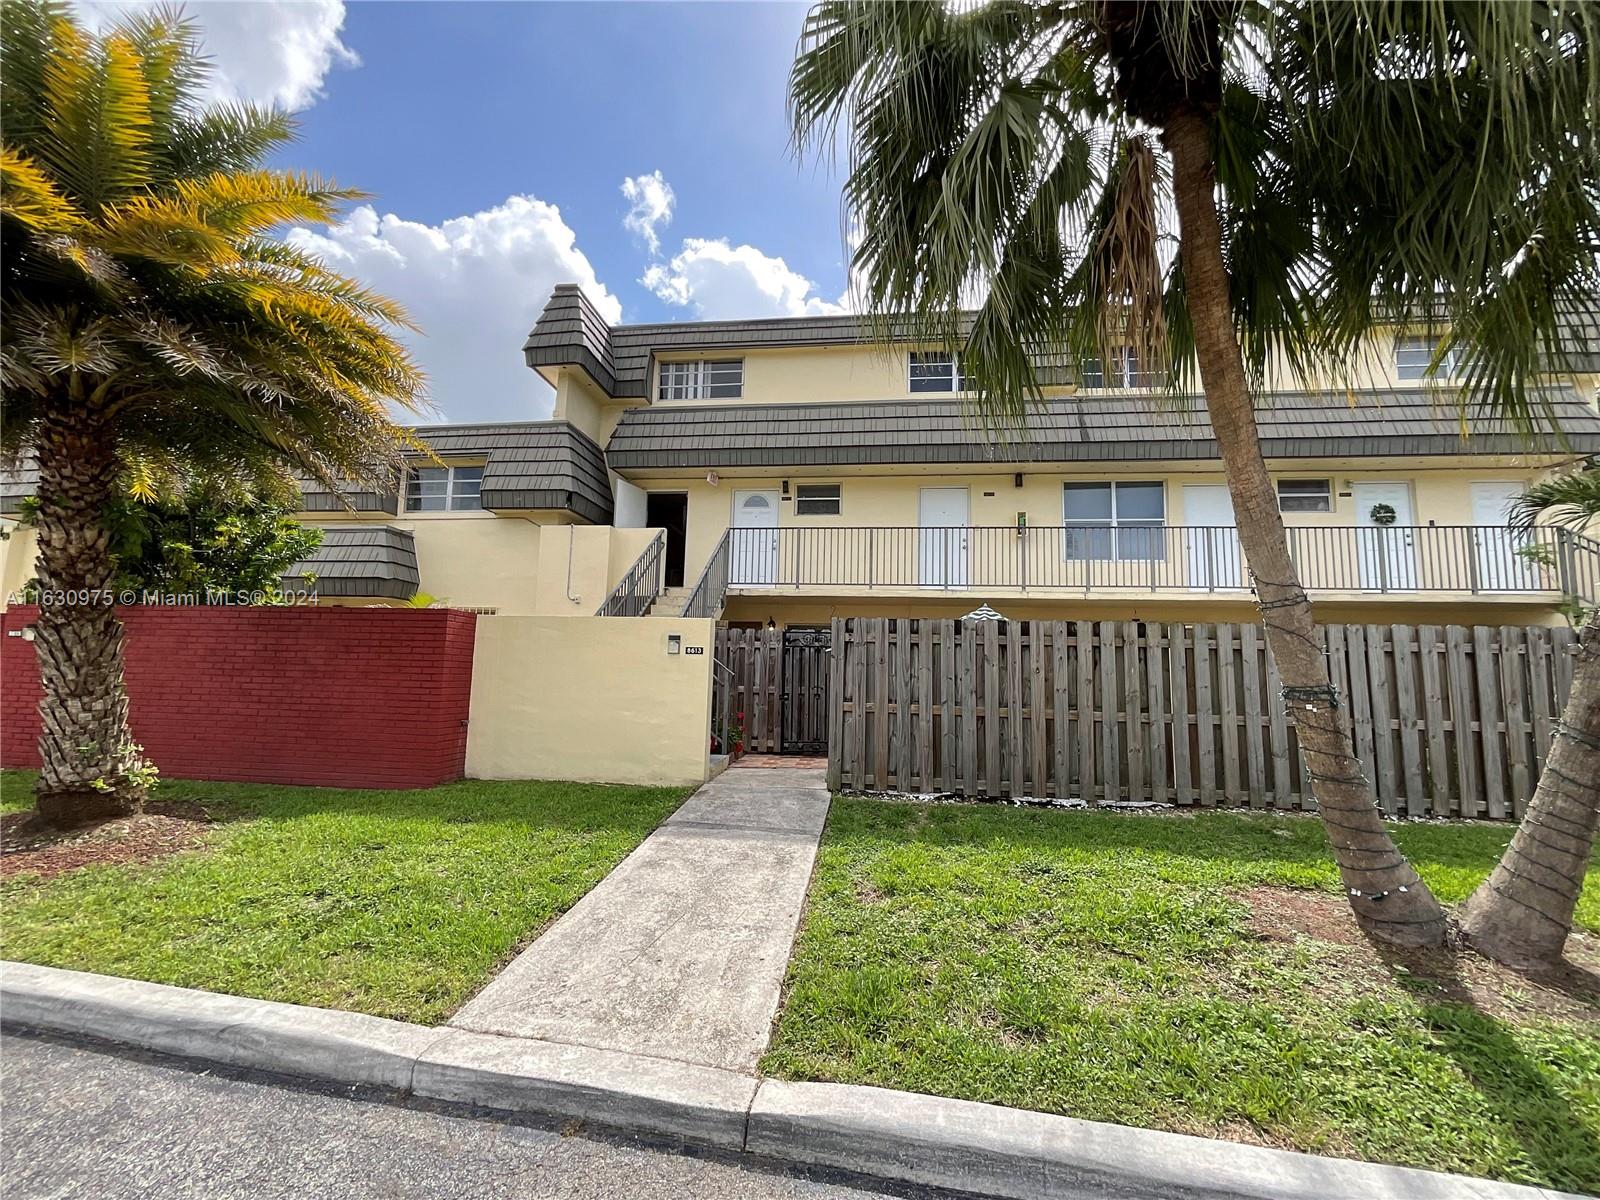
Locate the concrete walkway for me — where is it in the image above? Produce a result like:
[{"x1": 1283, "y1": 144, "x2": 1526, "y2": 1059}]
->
[{"x1": 449, "y1": 764, "x2": 830, "y2": 1073}]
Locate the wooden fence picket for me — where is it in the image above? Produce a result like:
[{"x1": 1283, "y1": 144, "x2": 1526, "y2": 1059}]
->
[
  {"x1": 1474, "y1": 624, "x2": 1507, "y2": 819},
  {"x1": 1417, "y1": 625, "x2": 1451, "y2": 814},
  {"x1": 1193, "y1": 624, "x2": 1216, "y2": 805},
  {"x1": 1170, "y1": 623, "x2": 1192, "y2": 804}
]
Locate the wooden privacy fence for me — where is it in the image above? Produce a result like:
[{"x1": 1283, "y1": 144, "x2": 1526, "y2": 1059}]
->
[{"x1": 828, "y1": 617, "x2": 1577, "y2": 819}]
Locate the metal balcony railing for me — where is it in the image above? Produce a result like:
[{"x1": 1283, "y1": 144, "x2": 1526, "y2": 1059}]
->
[{"x1": 713, "y1": 524, "x2": 1600, "y2": 602}]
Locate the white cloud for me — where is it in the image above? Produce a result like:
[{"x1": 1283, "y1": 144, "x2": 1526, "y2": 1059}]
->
[
  {"x1": 621, "y1": 171, "x2": 676, "y2": 256},
  {"x1": 287, "y1": 196, "x2": 623, "y2": 422},
  {"x1": 75, "y1": 0, "x2": 358, "y2": 110},
  {"x1": 642, "y1": 237, "x2": 849, "y2": 320}
]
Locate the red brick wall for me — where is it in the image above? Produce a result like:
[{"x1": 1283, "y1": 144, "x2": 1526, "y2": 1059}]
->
[{"x1": 1, "y1": 606, "x2": 477, "y2": 789}]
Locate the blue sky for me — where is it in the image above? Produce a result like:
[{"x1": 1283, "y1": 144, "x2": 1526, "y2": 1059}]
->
[{"x1": 88, "y1": 1, "x2": 853, "y2": 421}]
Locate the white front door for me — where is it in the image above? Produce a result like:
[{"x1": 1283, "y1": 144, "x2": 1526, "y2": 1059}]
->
[
  {"x1": 918, "y1": 488, "x2": 969, "y2": 587},
  {"x1": 1470, "y1": 481, "x2": 1536, "y2": 591},
  {"x1": 1353, "y1": 482, "x2": 1417, "y2": 590},
  {"x1": 731, "y1": 489, "x2": 779, "y2": 586},
  {"x1": 1182, "y1": 485, "x2": 1244, "y2": 590}
]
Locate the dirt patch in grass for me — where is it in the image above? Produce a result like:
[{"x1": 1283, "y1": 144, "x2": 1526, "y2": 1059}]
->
[
  {"x1": 1, "y1": 801, "x2": 214, "y2": 882},
  {"x1": 1240, "y1": 884, "x2": 1600, "y2": 1026}
]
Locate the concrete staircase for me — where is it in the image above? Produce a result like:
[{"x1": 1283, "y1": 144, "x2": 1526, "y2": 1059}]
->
[{"x1": 648, "y1": 586, "x2": 692, "y2": 617}]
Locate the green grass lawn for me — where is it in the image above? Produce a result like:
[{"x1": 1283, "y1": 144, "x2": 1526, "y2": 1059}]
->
[
  {"x1": 0, "y1": 770, "x2": 686, "y2": 1023},
  {"x1": 763, "y1": 798, "x2": 1600, "y2": 1192}
]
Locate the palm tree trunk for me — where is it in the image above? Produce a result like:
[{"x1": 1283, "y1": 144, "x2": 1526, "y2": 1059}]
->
[
  {"x1": 1163, "y1": 107, "x2": 1448, "y2": 948},
  {"x1": 30, "y1": 403, "x2": 145, "y2": 827},
  {"x1": 1459, "y1": 609, "x2": 1600, "y2": 967}
]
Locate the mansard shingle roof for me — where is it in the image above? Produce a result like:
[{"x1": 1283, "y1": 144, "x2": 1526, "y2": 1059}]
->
[
  {"x1": 284, "y1": 525, "x2": 419, "y2": 599},
  {"x1": 606, "y1": 387, "x2": 1600, "y2": 470}
]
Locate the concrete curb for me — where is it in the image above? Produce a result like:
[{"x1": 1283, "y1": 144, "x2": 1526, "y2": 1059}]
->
[
  {"x1": 1, "y1": 962, "x2": 1584, "y2": 1200},
  {"x1": 0, "y1": 963, "x2": 754, "y2": 1150},
  {"x1": 746, "y1": 1079, "x2": 1580, "y2": 1200},
  {"x1": 412, "y1": 1029, "x2": 756, "y2": 1147},
  {"x1": 0, "y1": 961, "x2": 437, "y2": 1092}
]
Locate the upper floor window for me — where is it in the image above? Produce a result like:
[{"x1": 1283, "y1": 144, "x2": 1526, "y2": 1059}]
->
[
  {"x1": 658, "y1": 359, "x2": 743, "y2": 401},
  {"x1": 406, "y1": 464, "x2": 482, "y2": 512},
  {"x1": 1277, "y1": 478, "x2": 1332, "y2": 513},
  {"x1": 1081, "y1": 346, "x2": 1154, "y2": 389},
  {"x1": 908, "y1": 351, "x2": 969, "y2": 393},
  {"x1": 1063, "y1": 481, "x2": 1165, "y2": 560},
  {"x1": 1394, "y1": 335, "x2": 1467, "y2": 381},
  {"x1": 794, "y1": 484, "x2": 842, "y2": 516}
]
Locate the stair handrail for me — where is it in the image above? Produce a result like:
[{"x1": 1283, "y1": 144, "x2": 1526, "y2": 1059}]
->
[
  {"x1": 1554, "y1": 526, "x2": 1600, "y2": 607},
  {"x1": 595, "y1": 530, "x2": 666, "y2": 617},
  {"x1": 682, "y1": 530, "x2": 731, "y2": 619}
]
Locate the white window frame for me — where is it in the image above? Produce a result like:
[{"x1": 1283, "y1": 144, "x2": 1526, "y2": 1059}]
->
[
  {"x1": 794, "y1": 483, "x2": 842, "y2": 516},
  {"x1": 1394, "y1": 334, "x2": 1466, "y2": 381},
  {"x1": 1277, "y1": 478, "x2": 1332, "y2": 513},
  {"x1": 405, "y1": 463, "x2": 483, "y2": 513},
  {"x1": 908, "y1": 351, "x2": 970, "y2": 393},
  {"x1": 657, "y1": 358, "x2": 743, "y2": 401},
  {"x1": 1082, "y1": 346, "x2": 1152, "y2": 390},
  {"x1": 1062, "y1": 481, "x2": 1166, "y2": 561}
]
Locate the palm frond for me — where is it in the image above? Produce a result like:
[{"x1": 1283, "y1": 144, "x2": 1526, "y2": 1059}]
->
[
  {"x1": 173, "y1": 170, "x2": 362, "y2": 235},
  {"x1": 39, "y1": 18, "x2": 156, "y2": 210},
  {"x1": 0, "y1": 144, "x2": 82, "y2": 232},
  {"x1": 1510, "y1": 468, "x2": 1600, "y2": 532},
  {"x1": 165, "y1": 105, "x2": 296, "y2": 177},
  {"x1": 1266, "y1": 0, "x2": 1600, "y2": 430}
]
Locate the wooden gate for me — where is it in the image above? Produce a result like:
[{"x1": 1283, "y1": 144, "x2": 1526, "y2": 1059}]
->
[
  {"x1": 780, "y1": 627, "x2": 831, "y2": 754},
  {"x1": 713, "y1": 625, "x2": 832, "y2": 755},
  {"x1": 828, "y1": 616, "x2": 1576, "y2": 819}
]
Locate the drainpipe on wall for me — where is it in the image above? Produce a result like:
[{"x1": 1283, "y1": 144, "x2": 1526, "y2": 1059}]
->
[{"x1": 566, "y1": 526, "x2": 582, "y2": 605}]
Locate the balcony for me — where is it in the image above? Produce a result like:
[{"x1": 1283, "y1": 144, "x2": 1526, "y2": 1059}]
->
[{"x1": 685, "y1": 524, "x2": 1600, "y2": 616}]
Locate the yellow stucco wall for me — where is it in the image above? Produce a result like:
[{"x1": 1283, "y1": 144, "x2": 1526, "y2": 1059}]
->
[
  {"x1": 0, "y1": 522, "x2": 38, "y2": 609},
  {"x1": 465, "y1": 616, "x2": 715, "y2": 786},
  {"x1": 552, "y1": 367, "x2": 640, "y2": 445},
  {"x1": 599, "y1": 326, "x2": 1598, "y2": 408},
  {"x1": 398, "y1": 516, "x2": 542, "y2": 611},
  {"x1": 2, "y1": 510, "x2": 656, "y2": 616},
  {"x1": 296, "y1": 513, "x2": 659, "y2": 615}
]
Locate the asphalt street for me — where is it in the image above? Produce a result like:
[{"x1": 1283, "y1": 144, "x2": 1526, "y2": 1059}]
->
[{"x1": 0, "y1": 1032, "x2": 937, "y2": 1200}]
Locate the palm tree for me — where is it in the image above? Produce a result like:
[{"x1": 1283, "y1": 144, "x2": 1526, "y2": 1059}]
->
[
  {"x1": 1460, "y1": 466, "x2": 1600, "y2": 967},
  {"x1": 791, "y1": 1, "x2": 1599, "y2": 952},
  {"x1": 1, "y1": 2, "x2": 425, "y2": 826}
]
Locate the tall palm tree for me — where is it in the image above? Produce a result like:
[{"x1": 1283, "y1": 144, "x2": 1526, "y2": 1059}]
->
[
  {"x1": 1461, "y1": 466, "x2": 1600, "y2": 966},
  {"x1": 1, "y1": 2, "x2": 425, "y2": 826},
  {"x1": 791, "y1": 1, "x2": 1599, "y2": 952}
]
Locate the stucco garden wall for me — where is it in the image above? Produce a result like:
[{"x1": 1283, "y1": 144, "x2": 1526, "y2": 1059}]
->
[{"x1": 465, "y1": 616, "x2": 715, "y2": 787}]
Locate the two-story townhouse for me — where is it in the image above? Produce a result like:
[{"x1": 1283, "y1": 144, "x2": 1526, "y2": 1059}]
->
[
  {"x1": 522, "y1": 285, "x2": 1600, "y2": 630},
  {"x1": 2, "y1": 285, "x2": 1596, "y2": 628}
]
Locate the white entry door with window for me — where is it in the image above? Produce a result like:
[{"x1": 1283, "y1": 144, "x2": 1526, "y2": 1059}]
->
[
  {"x1": 918, "y1": 488, "x2": 970, "y2": 587},
  {"x1": 1182, "y1": 485, "x2": 1245, "y2": 590},
  {"x1": 1470, "y1": 481, "x2": 1537, "y2": 592},
  {"x1": 731, "y1": 489, "x2": 779, "y2": 586},
  {"x1": 1353, "y1": 482, "x2": 1417, "y2": 590}
]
